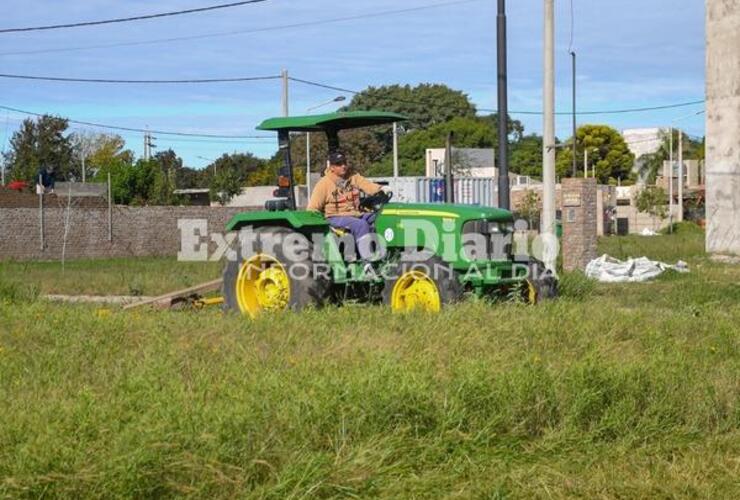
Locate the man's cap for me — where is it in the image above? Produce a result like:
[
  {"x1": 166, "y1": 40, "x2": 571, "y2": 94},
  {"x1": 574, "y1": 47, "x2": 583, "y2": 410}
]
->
[{"x1": 328, "y1": 151, "x2": 347, "y2": 166}]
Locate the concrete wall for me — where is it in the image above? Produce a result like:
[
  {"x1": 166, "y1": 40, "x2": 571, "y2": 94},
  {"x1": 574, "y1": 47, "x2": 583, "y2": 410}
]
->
[
  {"x1": 614, "y1": 185, "x2": 677, "y2": 234},
  {"x1": 0, "y1": 206, "x2": 250, "y2": 261},
  {"x1": 706, "y1": 0, "x2": 740, "y2": 255}
]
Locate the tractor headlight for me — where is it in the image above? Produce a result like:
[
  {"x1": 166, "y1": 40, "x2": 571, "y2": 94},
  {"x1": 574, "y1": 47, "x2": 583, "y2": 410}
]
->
[{"x1": 487, "y1": 222, "x2": 514, "y2": 234}]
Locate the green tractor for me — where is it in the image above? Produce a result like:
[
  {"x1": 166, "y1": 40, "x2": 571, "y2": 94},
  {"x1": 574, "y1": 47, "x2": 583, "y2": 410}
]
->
[{"x1": 222, "y1": 111, "x2": 556, "y2": 318}]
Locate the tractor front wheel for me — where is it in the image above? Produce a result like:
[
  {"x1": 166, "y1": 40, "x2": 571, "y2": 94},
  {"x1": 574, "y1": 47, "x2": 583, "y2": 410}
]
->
[{"x1": 382, "y1": 253, "x2": 463, "y2": 313}]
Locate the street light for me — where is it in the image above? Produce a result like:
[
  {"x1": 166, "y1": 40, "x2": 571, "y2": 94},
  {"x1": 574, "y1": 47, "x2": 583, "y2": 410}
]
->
[
  {"x1": 584, "y1": 147, "x2": 598, "y2": 178},
  {"x1": 305, "y1": 95, "x2": 346, "y2": 195}
]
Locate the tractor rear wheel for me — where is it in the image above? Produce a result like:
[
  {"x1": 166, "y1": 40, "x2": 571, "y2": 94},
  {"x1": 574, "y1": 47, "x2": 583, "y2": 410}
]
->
[
  {"x1": 382, "y1": 253, "x2": 463, "y2": 313},
  {"x1": 222, "y1": 226, "x2": 329, "y2": 318}
]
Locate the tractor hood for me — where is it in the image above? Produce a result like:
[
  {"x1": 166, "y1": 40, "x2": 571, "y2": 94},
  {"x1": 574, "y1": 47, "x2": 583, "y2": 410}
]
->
[{"x1": 378, "y1": 202, "x2": 514, "y2": 222}]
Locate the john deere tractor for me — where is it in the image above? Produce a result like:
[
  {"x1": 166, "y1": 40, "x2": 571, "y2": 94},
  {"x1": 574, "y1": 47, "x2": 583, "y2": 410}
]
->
[{"x1": 222, "y1": 111, "x2": 556, "y2": 318}]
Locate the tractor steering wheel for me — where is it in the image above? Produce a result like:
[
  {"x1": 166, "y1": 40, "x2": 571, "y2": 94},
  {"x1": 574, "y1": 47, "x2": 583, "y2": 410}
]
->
[{"x1": 360, "y1": 190, "x2": 393, "y2": 212}]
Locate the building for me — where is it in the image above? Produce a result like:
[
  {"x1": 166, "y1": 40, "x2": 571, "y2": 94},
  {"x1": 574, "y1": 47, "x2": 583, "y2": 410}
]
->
[
  {"x1": 173, "y1": 188, "x2": 211, "y2": 206},
  {"x1": 655, "y1": 159, "x2": 705, "y2": 193},
  {"x1": 425, "y1": 148, "x2": 496, "y2": 178},
  {"x1": 622, "y1": 128, "x2": 665, "y2": 159},
  {"x1": 613, "y1": 185, "x2": 679, "y2": 235}
]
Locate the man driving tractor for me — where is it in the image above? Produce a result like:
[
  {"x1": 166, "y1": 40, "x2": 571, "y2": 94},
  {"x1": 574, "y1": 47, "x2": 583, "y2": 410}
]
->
[{"x1": 307, "y1": 151, "x2": 389, "y2": 260}]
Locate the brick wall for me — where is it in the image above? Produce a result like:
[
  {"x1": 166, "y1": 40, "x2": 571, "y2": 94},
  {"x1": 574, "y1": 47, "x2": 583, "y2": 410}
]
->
[
  {"x1": 562, "y1": 178, "x2": 598, "y2": 271},
  {"x1": 0, "y1": 205, "x2": 253, "y2": 261}
]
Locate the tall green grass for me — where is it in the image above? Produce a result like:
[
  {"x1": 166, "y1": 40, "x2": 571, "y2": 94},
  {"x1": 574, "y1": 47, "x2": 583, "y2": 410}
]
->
[
  {"x1": 0, "y1": 224, "x2": 738, "y2": 497},
  {"x1": 0, "y1": 257, "x2": 221, "y2": 296}
]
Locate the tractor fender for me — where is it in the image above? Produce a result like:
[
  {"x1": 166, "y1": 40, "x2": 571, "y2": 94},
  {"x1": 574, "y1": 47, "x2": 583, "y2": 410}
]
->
[{"x1": 225, "y1": 210, "x2": 329, "y2": 232}]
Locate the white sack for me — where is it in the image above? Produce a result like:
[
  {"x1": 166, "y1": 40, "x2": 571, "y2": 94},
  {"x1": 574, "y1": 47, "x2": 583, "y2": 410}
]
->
[{"x1": 585, "y1": 254, "x2": 689, "y2": 283}]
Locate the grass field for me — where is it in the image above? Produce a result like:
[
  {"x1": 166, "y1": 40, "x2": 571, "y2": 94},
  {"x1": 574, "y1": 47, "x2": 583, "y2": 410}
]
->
[{"x1": 1, "y1": 224, "x2": 738, "y2": 498}]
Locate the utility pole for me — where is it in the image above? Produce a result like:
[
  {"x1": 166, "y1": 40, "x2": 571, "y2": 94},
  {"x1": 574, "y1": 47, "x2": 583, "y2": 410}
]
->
[
  {"x1": 584, "y1": 148, "x2": 588, "y2": 178},
  {"x1": 281, "y1": 69, "x2": 289, "y2": 117},
  {"x1": 393, "y1": 122, "x2": 399, "y2": 178},
  {"x1": 144, "y1": 132, "x2": 156, "y2": 161},
  {"x1": 81, "y1": 152, "x2": 86, "y2": 183},
  {"x1": 570, "y1": 51, "x2": 577, "y2": 177},
  {"x1": 306, "y1": 132, "x2": 311, "y2": 194},
  {"x1": 678, "y1": 129, "x2": 683, "y2": 222},
  {"x1": 444, "y1": 132, "x2": 454, "y2": 204},
  {"x1": 304, "y1": 95, "x2": 345, "y2": 196},
  {"x1": 496, "y1": 0, "x2": 510, "y2": 210},
  {"x1": 668, "y1": 128, "x2": 674, "y2": 232},
  {"x1": 542, "y1": 0, "x2": 557, "y2": 271}
]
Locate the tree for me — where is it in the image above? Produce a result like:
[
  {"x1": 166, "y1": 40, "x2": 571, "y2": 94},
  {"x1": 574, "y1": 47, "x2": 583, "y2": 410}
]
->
[
  {"x1": 515, "y1": 189, "x2": 541, "y2": 229},
  {"x1": 509, "y1": 134, "x2": 544, "y2": 178},
  {"x1": 286, "y1": 129, "x2": 385, "y2": 179},
  {"x1": 556, "y1": 124, "x2": 635, "y2": 184},
  {"x1": 367, "y1": 116, "x2": 498, "y2": 176},
  {"x1": 209, "y1": 168, "x2": 242, "y2": 205},
  {"x1": 201, "y1": 152, "x2": 265, "y2": 187},
  {"x1": 635, "y1": 186, "x2": 668, "y2": 230},
  {"x1": 343, "y1": 83, "x2": 477, "y2": 132},
  {"x1": 478, "y1": 113, "x2": 525, "y2": 143},
  {"x1": 69, "y1": 132, "x2": 134, "y2": 181},
  {"x1": 3, "y1": 115, "x2": 74, "y2": 183}
]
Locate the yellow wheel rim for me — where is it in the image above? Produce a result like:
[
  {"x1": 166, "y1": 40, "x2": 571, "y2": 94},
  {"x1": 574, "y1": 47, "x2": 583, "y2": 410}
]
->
[
  {"x1": 236, "y1": 254, "x2": 290, "y2": 318},
  {"x1": 525, "y1": 280, "x2": 538, "y2": 305},
  {"x1": 391, "y1": 270, "x2": 441, "y2": 312}
]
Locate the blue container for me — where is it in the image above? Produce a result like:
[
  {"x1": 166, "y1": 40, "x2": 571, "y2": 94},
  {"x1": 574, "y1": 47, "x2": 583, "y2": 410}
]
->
[{"x1": 429, "y1": 179, "x2": 446, "y2": 202}]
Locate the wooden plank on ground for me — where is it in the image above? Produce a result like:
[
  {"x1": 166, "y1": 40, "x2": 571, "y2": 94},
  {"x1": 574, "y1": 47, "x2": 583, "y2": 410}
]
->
[{"x1": 122, "y1": 278, "x2": 223, "y2": 310}]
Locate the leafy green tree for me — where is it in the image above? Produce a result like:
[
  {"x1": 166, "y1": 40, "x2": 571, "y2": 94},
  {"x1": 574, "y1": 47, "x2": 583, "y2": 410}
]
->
[
  {"x1": 478, "y1": 113, "x2": 525, "y2": 143},
  {"x1": 515, "y1": 189, "x2": 541, "y2": 228},
  {"x1": 556, "y1": 124, "x2": 635, "y2": 183},
  {"x1": 635, "y1": 186, "x2": 668, "y2": 230},
  {"x1": 509, "y1": 134, "x2": 544, "y2": 178},
  {"x1": 69, "y1": 132, "x2": 134, "y2": 180},
  {"x1": 342, "y1": 83, "x2": 477, "y2": 132},
  {"x1": 367, "y1": 117, "x2": 497, "y2": 176},
  {"x1": 209, "y1": 168, "x2": 242, "y2": 205},
  {"x1": 3, "y1": 115, "x2": 74, "y2": 182},
  {"x1": 287, "y1": 129, "x2": 385, "y2": 179},
  {"x1": 201, "y1": 152, "x2": 265, "y2": 186}
]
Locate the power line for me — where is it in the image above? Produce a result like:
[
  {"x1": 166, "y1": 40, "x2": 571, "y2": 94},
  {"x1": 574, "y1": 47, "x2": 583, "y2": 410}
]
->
[
  {"x1": 0, "y1": 1, "x2": 269, "y2": 34},
  {"x1": 0, "y1": 73, "x2": 281, "y2": 84},
  {"x1": 554, "y1": 101, "x2": 706, "y2": 116},
  {"x1": 0, "y1": 0, "x2": 481, "y2": 57},
  {"x1": 0, "y1": 104, "x2": 272, "y2": 139},
  {"x1": 289, "y1": 77, "x2": 706, "y2": 116}
]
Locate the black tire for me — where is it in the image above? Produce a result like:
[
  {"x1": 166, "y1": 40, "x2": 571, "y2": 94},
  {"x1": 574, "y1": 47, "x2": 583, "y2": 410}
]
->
[
  {"x1": 382, "y1": 252, "x2": 463, "y2": 312},
  {"x1": 222, "y1": 226, "x2": 330, "y2": 316},
  {"x1": 525, "y1": 260, "x2": 558, "y2": 304}
]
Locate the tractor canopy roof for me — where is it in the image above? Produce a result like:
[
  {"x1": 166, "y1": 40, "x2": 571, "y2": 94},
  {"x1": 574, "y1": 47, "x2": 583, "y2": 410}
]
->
[{"x1": 257, "y1": 111, "x2": 407, "y2": 133}]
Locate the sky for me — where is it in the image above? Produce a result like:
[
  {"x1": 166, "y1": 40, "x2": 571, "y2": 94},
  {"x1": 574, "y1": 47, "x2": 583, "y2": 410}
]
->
[{"x1": 0, "y1": 0, "x2": 706, "y2": 169}]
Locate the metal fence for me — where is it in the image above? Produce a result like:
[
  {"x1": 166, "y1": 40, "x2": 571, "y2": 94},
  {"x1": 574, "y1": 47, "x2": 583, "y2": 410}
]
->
[{"x1": 370, "y1": 176, "x2": 499, "y2": 207}]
